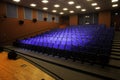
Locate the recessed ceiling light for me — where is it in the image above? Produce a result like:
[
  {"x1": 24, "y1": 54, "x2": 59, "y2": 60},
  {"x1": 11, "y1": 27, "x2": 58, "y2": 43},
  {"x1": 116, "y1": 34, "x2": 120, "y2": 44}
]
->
[
  {"x1": 52, "y1": 10, "x2": 57, "y2": 13},
  {"x1": 13, "y1": 0, "x2": 20, "y2": 2},
  {"x1": 63, "y1": 8, "x2": 68, "y2": 11},
  {"x1": 54, "y1": 4, "x2": 60, "y2": 8},
  {"x1": 30, "y1": 3, "x2": 36, "y2": 7},
  {"x1": 75, "y1": 5, "x2": 81, "y2": 9},
  {"x1": 42, "y1": 0, "x2": 49, "y2": 3},
  {"x1": 68, "y1": 1, "x2": 75, "y2": 5},
  {"x1": 60, "y1": 12, "x2": 64, "y2": 15},
  {"x1": 91, "y1": 3, "x2": 97, "y2": 6},
  {"x1": 95, "y1": 7, "x2": 100, "y2": 10},
  {"x1": 43, "y1": 7, "x2": 48, "y2": 10},
  {"x1": 112, "y1": 0, "x2": 118, "y2": 3},
  {"x1": 86, "y1": 0, "x2": 92, "y2": 1},
  {"x1": 69, "y1": 10, "x2": 74, "y2": 13},
  {"x1": 112, "y1": 4, "x2": 118, "y2": 7},
  {"x1": 81, "y1": 9, "x2": 86, "y2": 12}
]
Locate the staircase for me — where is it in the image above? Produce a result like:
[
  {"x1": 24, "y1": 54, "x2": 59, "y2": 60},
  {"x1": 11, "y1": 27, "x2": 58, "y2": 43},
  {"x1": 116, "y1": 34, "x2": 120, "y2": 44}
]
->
[
  {"x1": 111, "y1": 41, "x2": 120, "y2": 60},
  {"x1": 109, "y1": 31, "x2": 120, "y2": 67}
]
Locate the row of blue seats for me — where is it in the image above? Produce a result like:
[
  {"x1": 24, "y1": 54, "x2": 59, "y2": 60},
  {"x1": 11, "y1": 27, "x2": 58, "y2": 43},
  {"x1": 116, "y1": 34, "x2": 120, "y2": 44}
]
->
[{"x1": 13, "y1": 25, "x2": 114, "y2": 66}]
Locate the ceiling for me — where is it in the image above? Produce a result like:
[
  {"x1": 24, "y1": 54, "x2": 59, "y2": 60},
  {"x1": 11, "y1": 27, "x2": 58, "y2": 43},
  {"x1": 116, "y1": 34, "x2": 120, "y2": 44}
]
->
[{"x1": 2, "y1": 0, "x2": 120, "y2": 15}]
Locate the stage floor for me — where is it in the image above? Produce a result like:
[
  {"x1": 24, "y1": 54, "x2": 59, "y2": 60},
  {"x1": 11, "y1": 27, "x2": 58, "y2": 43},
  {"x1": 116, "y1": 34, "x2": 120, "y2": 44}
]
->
[{"x1": 0, "y1": 51, "x2": 55, "y2": 80}]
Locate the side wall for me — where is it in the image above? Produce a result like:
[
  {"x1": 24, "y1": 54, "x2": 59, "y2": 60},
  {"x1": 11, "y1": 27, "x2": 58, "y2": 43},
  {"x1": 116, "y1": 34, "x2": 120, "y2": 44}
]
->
[{"x1": 0, "y1": 2, "x2": 59, "y2": 46}]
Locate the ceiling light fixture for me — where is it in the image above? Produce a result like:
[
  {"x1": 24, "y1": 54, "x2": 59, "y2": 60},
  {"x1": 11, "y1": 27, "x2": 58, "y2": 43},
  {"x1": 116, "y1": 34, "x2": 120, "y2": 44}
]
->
[
  {"x1": 63, "y1": 8, "x2": 68, "y2": 11},
  {"x1": 13, "y1": 0, "x2": 20, "y2": 2},
  {"x1": 112, "y1": 4, "x2": 118, "y2": 7},
  {"x1": 68, "y1": 1, "x2": 75, "y2": 5},
  {"x1": 54, "y1": 4, "x2": 60, "y2": 8},
  {"x1": 95, "y1": 7, "x2": 101, "y2": 10},
  {"x1": 60, "y1": 12, "x2": 64, "y2": 15},
  {"x1": 76, "y1": 5, "x2": 81, "y2": 9},
  {"x1": 81, "y1": 9, "x2": 86, "y2": 12},
  {"x1": 30, "y1": 3, "x2": 36, "y2": 7},
  {"x1": 112, "y1": 0, "x2": 118, "y2": 3},
  {"x1": 52, "y1": 10, "x2": 57, "y2": 13},
  {"x1": 91, "y1": 3, "x2": 97, "y2": 6},
  {"x1": 43, "y1": 7, "x2": 48, "y2": 10},
  {"x1": 69, "y1": 10, "x2": 74, "y2": 13},
  {"x1": 42, "y1": 0, "x2": 49, "y2": 3},
  {"x1": 86, "y1": 0, "x2": 92, "y2": 1}
]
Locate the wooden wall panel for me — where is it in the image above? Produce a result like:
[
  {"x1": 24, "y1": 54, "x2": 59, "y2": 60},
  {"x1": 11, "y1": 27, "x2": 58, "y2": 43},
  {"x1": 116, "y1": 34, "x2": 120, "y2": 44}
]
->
[
  {"x1": 98, "y1": 11, "x2": 111, "y2": 27},
  {"x1": 18, "y1": 6, "x2": 24, "y2": 19},
  {"x1": 69, "y1": 15, "x2": 78, "y2": 25},
  {"x1": 0, "y1": 2, "x2": 6, "y2": 16},
  {"x1": 32, "y1": 9, "x2": 37, "y2": 18}
]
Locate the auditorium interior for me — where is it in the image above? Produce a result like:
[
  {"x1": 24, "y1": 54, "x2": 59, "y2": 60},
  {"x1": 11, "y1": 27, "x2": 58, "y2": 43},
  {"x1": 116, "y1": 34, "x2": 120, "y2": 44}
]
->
[{"x1": 0, "y1": 0, "x2": 120, "y2": 80}]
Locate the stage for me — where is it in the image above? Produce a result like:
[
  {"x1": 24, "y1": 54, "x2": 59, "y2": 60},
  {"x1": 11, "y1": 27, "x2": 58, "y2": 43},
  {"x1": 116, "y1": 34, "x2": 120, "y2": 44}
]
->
[{"x1": 0, "y1": 51, "x2": 55, "y2": 80}]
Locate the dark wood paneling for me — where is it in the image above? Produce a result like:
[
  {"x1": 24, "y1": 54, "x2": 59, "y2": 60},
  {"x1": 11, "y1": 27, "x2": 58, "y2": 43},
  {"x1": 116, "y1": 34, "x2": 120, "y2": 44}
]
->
[{"x1": 98, "y1": 11, "x2": 111, "y2": 27}]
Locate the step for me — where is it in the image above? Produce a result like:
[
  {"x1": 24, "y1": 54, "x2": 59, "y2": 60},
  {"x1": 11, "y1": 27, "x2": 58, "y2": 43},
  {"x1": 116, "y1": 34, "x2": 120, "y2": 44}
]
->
[
  {"x1": 109, "y1": 59, "x2": 120, "y2": 68},
  {"x1": 111, "y1": 49, "x2": 120, "y2": 52},
  {"x1": 113, "y1": 40, "x2": 120, "y2": 42},
  {"x1": 110, "y1": 55, "x2": 120, "y2": 60},
  {"x1": 112, "y1": 43, "x2": 120, "y2": 46},
  {"x1": 111, "y1": 52, "x2": 120, "y2": 56},
  {"x1": 113, "y1": 41, "x2": 120, "y2": 44},
  {"x1": 113, "y1": 41, "x2": 120, "y2": 43},
  {"x1": 113, "y1": 42, "x2": 120, "y2": 44},
  {"x1": 110, "y1": 55, "x2": 120, "y2": 58},
  {"x1": 112, "y1": 46, "x2": 120, "y2": 49}
]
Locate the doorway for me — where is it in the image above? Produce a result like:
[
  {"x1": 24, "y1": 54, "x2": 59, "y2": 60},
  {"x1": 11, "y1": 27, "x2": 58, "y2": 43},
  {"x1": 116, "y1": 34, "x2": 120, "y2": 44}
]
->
[{"x1": 111, "y1": 10, "x2": 120, "y2": 31}]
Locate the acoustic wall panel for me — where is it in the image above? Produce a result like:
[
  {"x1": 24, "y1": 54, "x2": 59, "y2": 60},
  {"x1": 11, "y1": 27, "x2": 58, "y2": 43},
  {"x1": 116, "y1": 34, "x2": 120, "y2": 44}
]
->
[
  {"x1": 38, "y1": 11, "x2": 43, "y2": 21},
  {"x1": 24, "y1": 7, "x2": 32, "y2": 20},
  {"x1": 55, "y1": 16, "x2": 59, "y2": 23},
  {"x1": 6, "y1": 4, "x2": 18, "y2": 18},
  {"x1": 47, "y1": 14, "x2": 52, "y2": 22}
]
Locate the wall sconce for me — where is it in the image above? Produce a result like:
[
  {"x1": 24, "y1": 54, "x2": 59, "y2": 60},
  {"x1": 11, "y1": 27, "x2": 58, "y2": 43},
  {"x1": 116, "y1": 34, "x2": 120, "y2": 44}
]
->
[
  {"x1": 52, "y1": 17, "x2": 55, "y2": 21},
  {"x1": 0, "y1": 15, "x2": 7, "y2": 21},
  {"x1": 32, "y1": 18, "x2": 37, "y2": 23},
  {"x1": 19, "y1": 20, "x2": 24, "y2": 25},
  {"x1": 44, "y1": 17, "x2": 47, "y2": 21}
]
